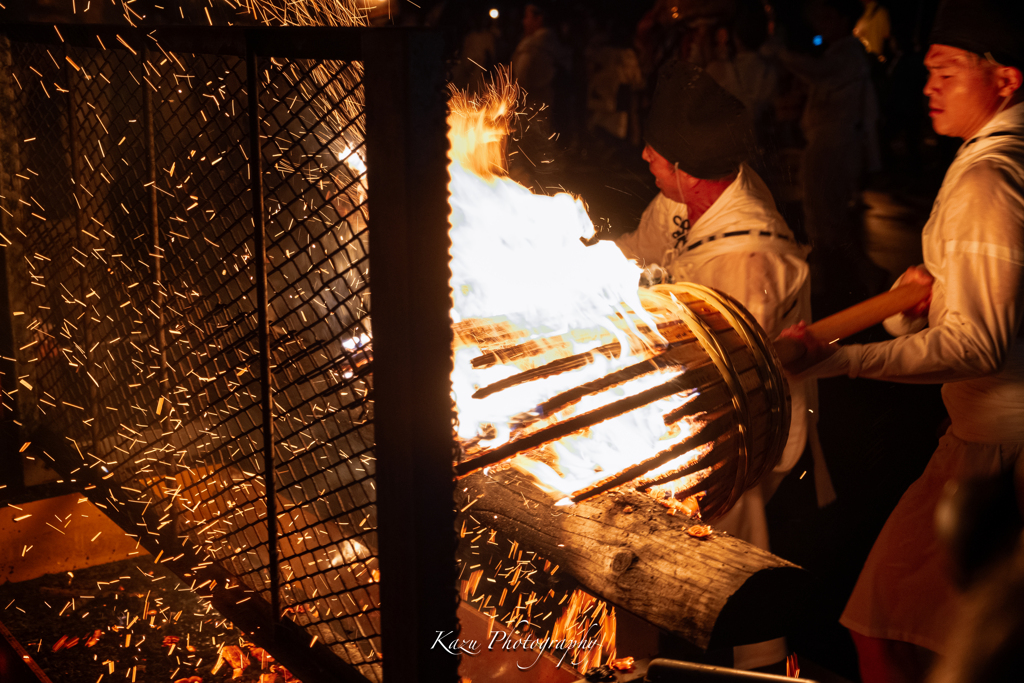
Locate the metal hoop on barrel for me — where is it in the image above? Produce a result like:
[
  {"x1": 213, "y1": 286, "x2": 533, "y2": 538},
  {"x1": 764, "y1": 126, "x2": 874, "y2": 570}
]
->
[
  {"x1": 652, "y1": 286, "x2": 754, "y2": 512},
  {"x1": 652, "y1": 283, "x2": 790, "y2": 513},
  {"x1": 668, "y1": 283, "x2": 791, "y2": 495}
]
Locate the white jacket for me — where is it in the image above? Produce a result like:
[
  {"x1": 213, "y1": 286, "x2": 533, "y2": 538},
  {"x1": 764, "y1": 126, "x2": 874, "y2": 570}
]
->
[
  {"x1": 616, "y1": 164, "x2": 835, "y2": 543},
  {"x1": 809, "y1": 103, "x2": 1024, "y2": 444}
]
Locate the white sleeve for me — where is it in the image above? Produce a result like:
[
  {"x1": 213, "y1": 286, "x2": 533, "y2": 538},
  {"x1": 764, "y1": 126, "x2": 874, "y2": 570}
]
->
[
  {"x1": 614, "y1": 225, "x2": 648, "y2": 265},
  {"x1": 615, "y1": 195, "x2": 675, "y2": 268},
  {"x1": 809, "y1": 162, "x2": 1024, "y2": 383},
  {"x1": 882, "y1": 268, "x2": 929, "y2": 337}
]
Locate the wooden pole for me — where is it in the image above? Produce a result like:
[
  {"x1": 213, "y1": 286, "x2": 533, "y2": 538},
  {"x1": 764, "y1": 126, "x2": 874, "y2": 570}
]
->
[{"x1": 774, "y1": 281, "x2": 931, "y2": 366}]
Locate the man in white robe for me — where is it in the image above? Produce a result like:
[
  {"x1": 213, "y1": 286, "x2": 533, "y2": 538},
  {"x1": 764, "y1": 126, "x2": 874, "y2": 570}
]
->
[
  {"x1": 782, "y1": 1, "x2": 1024, "y2": 680},
  {"x1": 616, "y1": 60, "x2": 835, "y2": 671}
]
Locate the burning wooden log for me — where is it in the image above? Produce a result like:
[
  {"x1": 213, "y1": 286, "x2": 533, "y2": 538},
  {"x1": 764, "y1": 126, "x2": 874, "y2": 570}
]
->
[
  {"x1": 455, "y1": 468, "x2": 809, "y2": 650},
  {"x1": 454, "y1": 280, "x2": 932, "y2": 519},
  {"x1": 451, "y1": 282, "x2": 932, "y2": 650},
  {"x1": 454, "y1": 283, "x2": 790, "y2": 520}
]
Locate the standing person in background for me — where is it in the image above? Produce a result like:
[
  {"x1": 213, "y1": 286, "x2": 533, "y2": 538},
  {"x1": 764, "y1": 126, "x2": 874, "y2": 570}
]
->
[
  {"x1": 509, "y1": 1, "x2": 571, "y2": 184},
  {"x1": 779, "y1": 0, "x2": 883, "y2": 300},
  {"x1": 634, "y1": 0, "x2": 684, "y2": 86},
  {"x1": 616, "y1": 59, "x2": 835, "y2": 672},
  {"x1": 853, "y1": 0, "x2": 895, "y2": 172},
  {"x1": 511, "y1": 2, "x2": 570, "y2": 117},
  {"x1": 705, "y1": 0, "x2": 779, "y2": 167},
  {"x1": 452, "y1": 8, "x2": 499, "y2": 95},
  {"x1": 780, "y1": 1, "x2": 1024, "y2": 680},
  {"x1": 586, "y1": 17, "x2": 644, "y2": 145}
]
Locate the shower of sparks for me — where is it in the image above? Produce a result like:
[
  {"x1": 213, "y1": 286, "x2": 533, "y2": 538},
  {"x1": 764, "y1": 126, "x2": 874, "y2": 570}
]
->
[
  {"x1": 0, "y1": 551, "x2": 303, "y2": 682},
  {"x1": 456, "y1": 519, "x2": 618, "y2": 674},
  {"x1": 1, "y1": 0, "x2": 385, "y2": 680}
]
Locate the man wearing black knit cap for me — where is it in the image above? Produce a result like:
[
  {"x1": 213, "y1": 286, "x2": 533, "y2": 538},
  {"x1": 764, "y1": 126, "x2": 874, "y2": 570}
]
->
[
  {"x1": 617, "y1": 59, "x2": 836, "y2": 671},
  {"x1": 779, "y1": 0, "x2": 1024, "y2": 681}
]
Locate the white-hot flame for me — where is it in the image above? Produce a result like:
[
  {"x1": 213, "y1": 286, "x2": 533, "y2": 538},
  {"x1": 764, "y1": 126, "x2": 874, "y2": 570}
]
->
[
  {"x1": 337, "y1": 146, "x2": 367, "y2": 176},
  {"x1": 448, "y1": 80, "x2": 706, "y2": 500}
]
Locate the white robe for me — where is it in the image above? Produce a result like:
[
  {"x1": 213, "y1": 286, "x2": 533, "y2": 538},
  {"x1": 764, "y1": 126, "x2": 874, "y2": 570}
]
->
[
  {"x1": 617, "y1": 162, "x2": 834, "y2": 514},
  {"x1": 802, "y1": 102, "x2": 1024, "y2": 652},
  {"x1": 805, "y1": 102, "x2": 1024, "y2": 439}
]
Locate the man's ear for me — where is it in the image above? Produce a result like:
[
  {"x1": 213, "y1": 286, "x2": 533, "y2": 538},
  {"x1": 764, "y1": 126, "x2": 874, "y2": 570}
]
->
[{"x1": 996, "y1": 65, "x2": 1024, "y2": 102}]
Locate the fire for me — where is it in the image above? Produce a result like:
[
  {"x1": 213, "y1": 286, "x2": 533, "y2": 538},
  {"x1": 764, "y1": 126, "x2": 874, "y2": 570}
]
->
[{"x1": 447, "y1": 80, "x2": 712, "y2": 502}]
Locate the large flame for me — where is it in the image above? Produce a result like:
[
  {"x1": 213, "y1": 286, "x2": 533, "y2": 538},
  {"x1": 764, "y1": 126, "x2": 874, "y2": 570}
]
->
[{"x1": 448, "y1": 80, "x2": 707, "y2": 501}]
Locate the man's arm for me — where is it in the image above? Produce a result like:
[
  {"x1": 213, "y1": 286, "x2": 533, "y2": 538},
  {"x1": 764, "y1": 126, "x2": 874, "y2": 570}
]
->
[
  {"x1": 614, "y1": 194, "x2": 676, "y2": 268},
  {"x1": 803, "y1": 162, "x2": 1024, "y2": 383}
]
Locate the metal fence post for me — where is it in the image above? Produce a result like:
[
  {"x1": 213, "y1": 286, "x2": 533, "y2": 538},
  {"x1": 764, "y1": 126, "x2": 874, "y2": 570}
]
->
[
  {"x1": 0, "y1": 34, "x2": 22, "y2": 490},
  {"x1": 364, "y1": 30, "x2": 458, "y2": 683},
  {"x1": 66, "y1": 43, "x2": 101, "y2": 456},
  {"x1": 143, "y1": 46, "x2": 166, "y2": 395}
]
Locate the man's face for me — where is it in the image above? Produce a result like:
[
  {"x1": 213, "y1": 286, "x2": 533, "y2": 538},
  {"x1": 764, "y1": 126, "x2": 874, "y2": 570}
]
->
[
  {"x1": 642, "y1": 145, "x2": 694, "y2": 203},
  {"x1": 923, "y1": 44, "x2": 1008, "y2": 139}
]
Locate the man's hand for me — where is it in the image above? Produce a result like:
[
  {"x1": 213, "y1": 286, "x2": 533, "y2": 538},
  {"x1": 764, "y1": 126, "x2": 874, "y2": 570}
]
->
[
  {"x1": 776, "y1": 321, "x2": 838, "y2": 375},
  {"x1": 899, "y1": 265, "x2": 933, "y2": 318}
]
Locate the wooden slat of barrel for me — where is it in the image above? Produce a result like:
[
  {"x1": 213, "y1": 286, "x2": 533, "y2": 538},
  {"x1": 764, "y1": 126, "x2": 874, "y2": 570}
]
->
[{"x1": 454, "y1": 283, "x2": 793, "y2": 520}]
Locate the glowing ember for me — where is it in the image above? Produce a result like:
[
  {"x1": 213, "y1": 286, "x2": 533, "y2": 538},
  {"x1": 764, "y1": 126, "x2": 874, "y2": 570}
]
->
[
  {"x1": 550, "y1": 589, "x2": 617, "y2": 674},
  {"x1": 448, "y1": 81, "x2": 713, "y2": 501}
]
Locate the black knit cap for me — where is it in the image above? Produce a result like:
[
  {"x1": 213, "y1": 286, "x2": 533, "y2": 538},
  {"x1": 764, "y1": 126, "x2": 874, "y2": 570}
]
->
[
  {"x1": 644, "y1": 59, "x2": 751, "y2": 180},
  {"x1": 930, "y1": 0, "x2": 1024, "y2": 69}
]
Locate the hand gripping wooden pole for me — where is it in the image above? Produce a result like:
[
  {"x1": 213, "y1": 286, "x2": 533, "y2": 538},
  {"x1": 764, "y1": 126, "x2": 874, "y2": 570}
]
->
[{"x1": 773, "y1": 281, "x2": 932, "y2": 367}]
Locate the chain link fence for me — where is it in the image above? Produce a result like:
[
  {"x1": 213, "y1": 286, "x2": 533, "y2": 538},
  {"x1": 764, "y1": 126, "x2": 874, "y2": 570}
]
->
[{"x1": 0, "y1": 26, "x2": 447, "y2": 683}]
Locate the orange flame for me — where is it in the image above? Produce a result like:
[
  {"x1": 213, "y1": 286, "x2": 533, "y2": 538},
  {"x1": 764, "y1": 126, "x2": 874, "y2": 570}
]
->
[{"x1": 447, "y1": 77, "x2": 517, "y2": 180}]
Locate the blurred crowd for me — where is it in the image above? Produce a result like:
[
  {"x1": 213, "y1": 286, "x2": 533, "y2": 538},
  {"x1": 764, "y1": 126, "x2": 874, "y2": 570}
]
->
[{"x1": 392, "y1": 0, "x2": 956, "y2": 308}]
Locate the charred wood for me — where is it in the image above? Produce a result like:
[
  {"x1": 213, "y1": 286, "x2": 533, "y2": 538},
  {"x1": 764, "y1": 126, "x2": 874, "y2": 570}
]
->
[{"x1": 455, "y1": 469, "x2": 811, "y2": 650}]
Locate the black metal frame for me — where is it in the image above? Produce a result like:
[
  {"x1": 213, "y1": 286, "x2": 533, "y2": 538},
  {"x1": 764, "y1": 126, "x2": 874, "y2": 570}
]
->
[
  {"x1": 0, "y1": 24, "x2": 457, "y2": 683},
  {"x1": 364, "y1": 32, "x2": 459, "y2": 683}
]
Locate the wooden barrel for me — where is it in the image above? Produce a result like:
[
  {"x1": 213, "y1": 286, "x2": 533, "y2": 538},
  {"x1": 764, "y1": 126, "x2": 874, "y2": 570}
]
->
[
  {"x1": 639, "y1": 284, "x2": 790, "y2": 520},
  {"x1": 452, "y1": 283, "x2": 791, "y2": 522}
]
